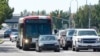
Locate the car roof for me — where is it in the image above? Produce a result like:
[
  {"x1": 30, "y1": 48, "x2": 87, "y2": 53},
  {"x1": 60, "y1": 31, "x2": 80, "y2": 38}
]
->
[
  {"x1": 11, "y1": 32, "x2": 18, "y2": 34},
  {"x1": 75, "y1": 29, "x2": 96, "y2": 31},
  {"x1": 65, "y1": 29, "x2": 75, "y2": 31},
  {"x1": 40, "y1": 35, "x2": 56, "y2": 36}
]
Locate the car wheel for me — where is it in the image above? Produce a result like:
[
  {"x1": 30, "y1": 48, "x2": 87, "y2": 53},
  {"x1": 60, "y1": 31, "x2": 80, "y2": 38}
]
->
[
  {"x1": 16, "y1": 43, "x2": 22, "y2": 49},
  {"x1": 93, "y1": 49, "x2": 97, "y2": 52},
  {"x1": 36, "y1": 46, "x2": 42, "y2": 52},
  {"x1": 72, "y1": 47, "x2": 75, "y2": 51},
  {"x1": 75, "y1": 48, "x2": 79, "y2": 52},
  {"x1": 36, "y1": 42, "x2": 38, "y2": 51},
  {"x1": 36, "y1": 44, "x2": 42, "y2": 52},
  {"x1": 10, "y1": 38, "x2": 11, "y2": 41},
  {"x1": 63, "y1": 46, "x2": 68, "y2": 50},
  {"x1": 12, "y1": 40, "x2": 14, "y2": 42},
  {"x1": 72, "y1": 45, "x2": 75, "y2": 51},
  {"x1": 97, "y1": 49, "x2": 100, "y2": 52},
  {"x1": 19, "y1": 46, "x2": 22, "y2": 49},
  {"x1": 54, "y1": 48, "x2": 60, "y2": 52},
  {"x1": 22, "y1": 44, "x2": 29, "y2": 50},
  {"x1": 16, "y1": 43, "x2": 19, "y2": 48}
]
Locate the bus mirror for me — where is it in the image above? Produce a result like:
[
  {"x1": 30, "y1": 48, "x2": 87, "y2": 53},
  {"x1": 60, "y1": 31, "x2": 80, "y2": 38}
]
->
[{"x1": 54, "y1": 29, "x2": 58, "y2": 34}]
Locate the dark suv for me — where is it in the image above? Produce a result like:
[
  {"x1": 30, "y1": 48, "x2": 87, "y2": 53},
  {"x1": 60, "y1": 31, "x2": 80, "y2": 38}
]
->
[{"x1": 60, "y1": 29, "x2": 75, "y2": 50}]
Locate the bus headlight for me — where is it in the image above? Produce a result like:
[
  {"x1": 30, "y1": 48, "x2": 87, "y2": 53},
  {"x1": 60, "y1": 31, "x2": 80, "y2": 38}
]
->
[{"x1": 25, "y1": 39, "x2": 29, "y2": 43}]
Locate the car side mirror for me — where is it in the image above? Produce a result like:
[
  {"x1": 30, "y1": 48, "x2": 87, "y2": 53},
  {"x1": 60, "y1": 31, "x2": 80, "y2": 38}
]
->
[{"x1": 98, "y1": 34, "x2": 100, "y2": 36}]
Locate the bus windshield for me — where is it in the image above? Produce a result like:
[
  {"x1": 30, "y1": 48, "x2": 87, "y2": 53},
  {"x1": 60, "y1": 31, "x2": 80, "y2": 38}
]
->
[{"x1": 25, "y1": 23, "x2": 52, "y2": 38}]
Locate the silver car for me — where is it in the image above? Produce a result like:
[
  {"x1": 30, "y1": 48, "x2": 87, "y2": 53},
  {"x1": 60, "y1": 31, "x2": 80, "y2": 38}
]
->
[
  {"x1": 10, "y1": 32, "x2": 18, "y2": 42},
  {"x1": 36, "y1": 35, "x2": 60, "y2": 52}
]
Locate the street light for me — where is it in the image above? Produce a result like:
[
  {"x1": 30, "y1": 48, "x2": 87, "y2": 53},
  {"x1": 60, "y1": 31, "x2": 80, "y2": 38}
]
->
[{"x1": 69, "y1": 0, "x2": 78, "y2": 28}]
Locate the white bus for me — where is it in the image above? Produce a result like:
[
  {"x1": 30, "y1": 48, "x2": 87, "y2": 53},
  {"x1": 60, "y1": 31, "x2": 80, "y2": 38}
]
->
[{"x1": 16, "y1": 16, "x2": 52, "y2": 50}]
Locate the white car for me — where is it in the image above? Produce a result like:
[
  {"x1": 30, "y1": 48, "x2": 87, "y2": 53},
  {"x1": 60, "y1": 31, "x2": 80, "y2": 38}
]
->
[
  {"x1": 72, "y1": 29, "x2": 100, "y2": 52},
  {"x1": 10, "y1": 32, "x2": 18, "y2": 42}
]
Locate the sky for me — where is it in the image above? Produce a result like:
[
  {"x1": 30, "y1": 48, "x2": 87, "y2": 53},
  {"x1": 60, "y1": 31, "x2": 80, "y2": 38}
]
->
[{"x1": 9, "y1": 0, "x2": 99, "y2": 14}]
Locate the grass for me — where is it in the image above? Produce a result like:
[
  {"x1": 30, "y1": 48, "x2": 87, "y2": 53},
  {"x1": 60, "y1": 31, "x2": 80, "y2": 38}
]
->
[{"x1": 0, "y1": 39, "x2": 4, "y2": 44}]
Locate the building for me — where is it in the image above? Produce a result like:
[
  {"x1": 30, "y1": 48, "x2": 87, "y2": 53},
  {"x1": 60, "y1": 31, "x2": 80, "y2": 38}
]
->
[{"x1": 4, "y1": 14, "x2": 21, "y2": 29}]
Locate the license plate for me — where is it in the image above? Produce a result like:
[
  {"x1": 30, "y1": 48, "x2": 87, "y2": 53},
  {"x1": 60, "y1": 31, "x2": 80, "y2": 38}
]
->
[{"x1": 88, "y1": 45, "x2": 92, "y2": 48}]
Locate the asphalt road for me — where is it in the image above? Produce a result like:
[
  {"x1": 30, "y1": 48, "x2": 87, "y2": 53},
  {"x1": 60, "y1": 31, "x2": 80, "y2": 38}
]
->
[{"x1": 0, "y1": 38, "x2": 100, "y2": 56}]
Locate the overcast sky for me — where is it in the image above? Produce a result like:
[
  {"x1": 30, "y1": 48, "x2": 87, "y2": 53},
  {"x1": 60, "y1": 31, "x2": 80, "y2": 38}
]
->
[{"x1": 9, "y1": 0, "x2": 99, "y2": 14}]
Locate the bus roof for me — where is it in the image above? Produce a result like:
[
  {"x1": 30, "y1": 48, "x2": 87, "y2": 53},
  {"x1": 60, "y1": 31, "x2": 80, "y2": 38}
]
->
[{"x1": 19, "y1": 16, "x2": 51, "y2": 23}]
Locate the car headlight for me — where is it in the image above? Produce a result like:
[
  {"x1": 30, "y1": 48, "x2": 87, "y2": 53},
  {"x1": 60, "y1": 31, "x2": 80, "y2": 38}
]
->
[
  {"x1": 55, "y1": 43, "x2": 59, "y2": 45},
  {"x1": 97, "y1": 38, "x2": 100, "y2": 42},
  {"x1": 39, "y1": 43, "x2": 44, "y2": 46},
  {"x1": 24, "y1": 39, "x2": 29, "y2": 44},
  {"x1": 77, "y1": 38, "x2": 82, "y2": 42}
]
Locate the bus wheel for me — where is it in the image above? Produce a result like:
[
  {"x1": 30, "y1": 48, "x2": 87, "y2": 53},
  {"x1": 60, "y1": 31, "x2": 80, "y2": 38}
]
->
[
  {"x1": 22, "y1": 44, "x2": 29, "y2": 50},
  {"x1": 16, "y1": 42, "x2": 22, "y2": 49},
  {"x1": 16, "y1": 44, "x2": 19, "y2": 48}
]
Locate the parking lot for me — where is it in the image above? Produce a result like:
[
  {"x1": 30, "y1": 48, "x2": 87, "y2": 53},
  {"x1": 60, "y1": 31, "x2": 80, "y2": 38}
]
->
[{"x1": 0, "y1": 38, "x2": 100, "y2": 56}]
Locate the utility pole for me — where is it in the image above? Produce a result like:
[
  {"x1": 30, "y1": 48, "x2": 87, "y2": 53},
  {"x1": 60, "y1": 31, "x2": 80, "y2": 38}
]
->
[
  {"x1": 88, "y1": 3, "x2": 91, "y2": 28},
  {"x1": 69, "y1": 7, "x2": 71, "y2": 28},
  {"x1": 69, "y1": 0, "x2": 78, "y2": 28}
]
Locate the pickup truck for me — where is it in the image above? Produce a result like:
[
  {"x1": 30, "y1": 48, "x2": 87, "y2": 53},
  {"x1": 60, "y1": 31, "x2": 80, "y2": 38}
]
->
[{"x1": 72, "y1": 29, "x2": 100, "y2": 52}]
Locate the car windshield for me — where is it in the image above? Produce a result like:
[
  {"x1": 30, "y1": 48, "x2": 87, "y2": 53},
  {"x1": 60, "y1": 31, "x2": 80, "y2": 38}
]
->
[
  {"x1": 67, "y1": 30, "x2": 75, "y2": 36},
  {"x1": 12, "y1": 33, "x2": 18, "y2": 35},
  {"x1": 40, "y1": 36, "x2": 56, "y2": 41},
  {"x1": 78, "y1": 30, "x2": 97, "y2": 36},
  {"x1": 11, "y1": 29, "x2": 18, "y2": 32}
]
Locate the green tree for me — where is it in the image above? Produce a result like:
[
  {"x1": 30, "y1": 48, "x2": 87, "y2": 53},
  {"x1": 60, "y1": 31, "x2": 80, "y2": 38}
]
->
[
  {"x1": 74, "y1": 0, "x2": 100, "y2": 29},
  {"x1": 75, "y1": 5, "x2": 89, "y2": 28},
  {"x1": 40, "y1": 10, "x2": 46, "y2": 15},
  {"x1": 0, "y1": 0, "x2": 14, "y2": 25}
]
